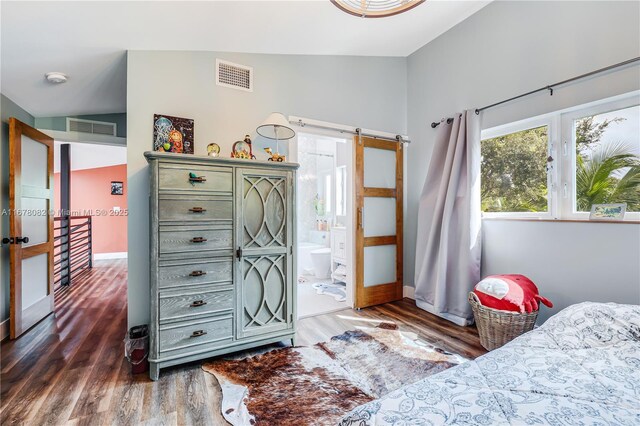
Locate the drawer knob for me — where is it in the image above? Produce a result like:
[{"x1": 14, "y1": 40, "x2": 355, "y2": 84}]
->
[
  {"x1": 190, "y1": 300, "x2": 207, "y2": 307},
  {"x1": 190, "y1": 330, "x2": 207, "y2": 338},
  {"x1": 188, "y1": 173, "x2": 207, "y2": 184},
  {"x1": 189, "y1": 270, "x2": 206, "y2": 277},
  {"x1": 189, "y1": 207, "x2": 207, "y2": 213},
  {"x1": 190, "y1": 237, "x2": 208, "y2": 243}
]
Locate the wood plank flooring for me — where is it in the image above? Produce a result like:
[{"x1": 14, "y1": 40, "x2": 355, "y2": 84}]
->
[{"x1": 1, "y1": 259, "x2": 485, "y2": 425}]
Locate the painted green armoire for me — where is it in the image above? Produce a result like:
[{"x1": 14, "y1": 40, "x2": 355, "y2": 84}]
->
[{"x1": 144, "y1": 152, "x2": 298, "y2": 380}]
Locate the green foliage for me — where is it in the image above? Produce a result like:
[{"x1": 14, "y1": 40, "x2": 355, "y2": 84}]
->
[
  {"x1": 481, "y1": 126, "x2": 548, "y2": 212},
  {"x1": 481, "y1": 113, "x2": 639, "y2": 214},
  {"x1": 575, "y1": 116, "x2": 624, "y2": 154},
  {"x1": 575, "y1": 115, "x2": 639, "y2": 212},
  {"x1": 575, "y1": 142, "x2": 640, "y2": 211}
]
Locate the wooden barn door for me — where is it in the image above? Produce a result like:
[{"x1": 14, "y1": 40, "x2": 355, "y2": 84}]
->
[{"x1": 354, "y1": 135, "x2": 403, "y2": 308}]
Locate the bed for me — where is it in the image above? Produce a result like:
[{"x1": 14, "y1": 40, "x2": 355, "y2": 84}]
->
[{"x1": 339, "y1": 302, "x2": 640, "y2": 425}]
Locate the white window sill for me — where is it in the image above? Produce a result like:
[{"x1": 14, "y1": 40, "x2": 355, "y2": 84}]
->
[{"x1": 482, "y1": 217, "x2": 640, "y2": 224}]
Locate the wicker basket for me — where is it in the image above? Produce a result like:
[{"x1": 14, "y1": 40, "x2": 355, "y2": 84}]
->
[{"x1": 469, "y1": 292, "x2": 538, "y2": 351}]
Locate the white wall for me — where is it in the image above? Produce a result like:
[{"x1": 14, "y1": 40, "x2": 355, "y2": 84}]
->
[
  {"x1": 54, "y1": 141, "x2": 126, "y2": 172},
  {"x1": 405, "y1": 1, "x2": 640, "y2": 321},
  {"x1": 127, "y1": 50, "x2": 406, "y2": 326}
]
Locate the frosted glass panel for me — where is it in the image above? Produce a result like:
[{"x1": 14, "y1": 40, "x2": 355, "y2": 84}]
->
[
  {"x1": 21, "y1": 197, "x2": 49, "y2": 246},
  {"x1": 21, "y1": 135, "x2": 48, "y2": 188},
  {"x1": 22, "y1": 254, "x2": 49, "y2": 309},
  {"x1": 363, "y1": 197, "x2": 396, "y2": 237},
  {"x1": 364, "y1": 148, "x2": 395, "y2": 189},
  {"x1": 364, "y1": 245, "x2": 396, "y2": 287}
]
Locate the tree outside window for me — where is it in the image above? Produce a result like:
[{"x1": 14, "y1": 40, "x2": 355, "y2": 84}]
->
[
  {"x1": 574, "y1": 105, "x2": 640, "y2": 212},
  {"x1": 481, "y1": 126, "x2": 549, "y2": 213}
]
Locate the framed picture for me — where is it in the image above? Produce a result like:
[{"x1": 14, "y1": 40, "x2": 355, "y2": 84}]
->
[
  {"x1": 589, "y1": 203, "x2": 626, "y2": 221},
  {"x1": 153, "y1": 114, "x2": 194, "y2": 154},
  {"x1": 111, "y1": 181, "x2": 123, "y2": 195}
]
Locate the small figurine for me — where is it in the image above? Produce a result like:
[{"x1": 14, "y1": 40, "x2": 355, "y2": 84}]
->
[
  {"x1": 264, "y1": 147, "x2": 286, "y2": 162},
  {"x1": 243, "y1": 135, "x2": 256, "y2": 159},
  {"x1": 207, "y1": 143, "x2": 221, "y2": 157},
  {"x1": 231, "y1": 135, "x2": 256, "y2": 160}
]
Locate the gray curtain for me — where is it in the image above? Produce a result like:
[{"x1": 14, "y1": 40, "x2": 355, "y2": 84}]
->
[{"x1": 414, "y1": 110, "x2": 482, "y2": 326}]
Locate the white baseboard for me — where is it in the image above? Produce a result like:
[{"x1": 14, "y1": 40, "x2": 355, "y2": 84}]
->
[
  {"x1": 1, "y1": 318, "x2": 9, "y2": 341},
  {"x1": 94, "y1": 252, "x2": 128, "y2": 260},
  {"x1": 403, "y1": 285, "x2": 415, "y2": 299}
]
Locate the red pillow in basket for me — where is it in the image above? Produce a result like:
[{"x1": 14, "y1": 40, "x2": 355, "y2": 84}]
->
[{"x1": 473, "y1": 274, "x2": 553, "y2": 314}]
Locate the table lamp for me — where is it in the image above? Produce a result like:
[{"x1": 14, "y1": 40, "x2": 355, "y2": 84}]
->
[{"x1": 256, "y1": 112, "x2": 296, "y2": 161}]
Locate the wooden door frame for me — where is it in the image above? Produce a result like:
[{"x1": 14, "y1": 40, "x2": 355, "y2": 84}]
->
[
  {"x1": 9, "y1": 118, "x2": 55, "y2": 339},
  {"x1": 354, "y1": 135, "x2": 403, "y2": 308}
]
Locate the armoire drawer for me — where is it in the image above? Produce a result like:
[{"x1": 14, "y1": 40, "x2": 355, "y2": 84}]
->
[
  {"x1": 159, "y1": 226, "x2": 232, "y2": 257},
  {"x1": 158, "y1": 259, "x2": 233, "y2": 289},
  {"x1": 158, "y1": 196, "x2": 232, "y2": 223},
  {"x1": 159, "y1": 165, "x2": 232, "y2": 193},
  {"x1": 159, "y1": 285, "x2": 233, "y2": 322},
  {"x1": 159, "y1": 315, "x2": 233, "y2": 357}
]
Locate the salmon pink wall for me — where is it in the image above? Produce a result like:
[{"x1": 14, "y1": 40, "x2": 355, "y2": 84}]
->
[{"x1": 54, "y1": 164, "x2": 127, "y2": 254}]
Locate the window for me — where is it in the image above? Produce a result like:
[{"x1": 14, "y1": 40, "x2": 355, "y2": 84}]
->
[
  {"x1": 481, "y1": 125, "x2": 551, "y2": 215},
  {"x1": 336, "y1": 165, "x2": 346, "y2": 216},
  {"x1": 568, "y1": 104, "x2": 640, "y2": 215},
  {"x1": 324, "y1": 174, "x2": 332, "y2": 214},
  {"x1": 482, "y1": 91, "x2": 640, "y2": 221}
]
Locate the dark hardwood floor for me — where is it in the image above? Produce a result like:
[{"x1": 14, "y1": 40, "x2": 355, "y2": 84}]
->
[{"x1": 0, "y1": 259, "x2": 485, "y2": 425}]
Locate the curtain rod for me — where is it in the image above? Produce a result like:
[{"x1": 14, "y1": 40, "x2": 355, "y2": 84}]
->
[
  {"x1": 289, "y1": 116, "x2": 410, "y2": 144},
  {"x1": 431, "y1": 56, "x2": 640, "y2": 129}
]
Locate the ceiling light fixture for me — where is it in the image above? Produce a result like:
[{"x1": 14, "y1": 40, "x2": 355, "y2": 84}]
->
[
  {"x1": 45, "y1": 72, "x2": 68, "y2": 84},
  {"x1": 331, "y1": 0, "x2": 425, "y2": 18}
]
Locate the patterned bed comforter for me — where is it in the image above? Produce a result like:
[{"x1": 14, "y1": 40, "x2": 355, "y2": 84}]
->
[{"x1": 339, "y1": 302, "x2": 640, "y2": 425}]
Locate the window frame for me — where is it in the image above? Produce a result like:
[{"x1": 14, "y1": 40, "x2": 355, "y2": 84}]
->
[
  {"x1": 560, "y1": 96, "x2": 640, "y2": 221},
  {"x1": 481, "y1": 90, "x2": 640, "y2": 222},
  {"x1": 480, "y1": 115, "x2": 557, "y2": 220}
]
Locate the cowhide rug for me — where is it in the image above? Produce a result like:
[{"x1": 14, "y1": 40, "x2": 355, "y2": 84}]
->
[{"x1": 202, "y1": 323, "x2": 466, "y2": 426}]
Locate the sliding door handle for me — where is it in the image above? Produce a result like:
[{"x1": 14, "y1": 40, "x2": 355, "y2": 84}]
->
[
  {"x1": 358, "y1": 208, "x2": 363, "y2": 230},
  {"x1": 236, "y1": 247, "x2": 243, "y2": 259}
]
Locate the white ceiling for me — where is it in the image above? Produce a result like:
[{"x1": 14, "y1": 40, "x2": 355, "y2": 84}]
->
[{"x1": 1, "y1": 1, "x2": 490, "y2": 117}]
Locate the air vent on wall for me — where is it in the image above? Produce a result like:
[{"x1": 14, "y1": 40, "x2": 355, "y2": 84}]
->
[
  {"x1": 216, "y1": 59, "x2": 253, "y2": 92},
  {"x1": 67, "y1": 118, "x2": 117, "y2": 136}
]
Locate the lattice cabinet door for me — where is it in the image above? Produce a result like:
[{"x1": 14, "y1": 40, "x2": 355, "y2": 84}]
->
[{"x1": 235, "y1": 169, "x2": 294, "y2": 338}]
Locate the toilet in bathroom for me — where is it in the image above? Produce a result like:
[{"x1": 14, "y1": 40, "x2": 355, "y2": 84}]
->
[{"x1": 310, "y1": 248, "x2": 332, "y2": 279}]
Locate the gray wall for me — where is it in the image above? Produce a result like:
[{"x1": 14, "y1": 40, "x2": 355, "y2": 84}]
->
[
  {"x1": 483, "y1": 220, "x2": 640, "y2": 322},
  {"x1": 35, "y1": 113, "x2": 127, "y2": 138},
  {"x1": 405, "y1": 1, "x2": 640, "y2": 321},
  {"x1": 127, "y1": 50, "x2": 407, "y2": 326},
  {"x1": 0, "y1": 94, "x2": 36, "y2": 325}
]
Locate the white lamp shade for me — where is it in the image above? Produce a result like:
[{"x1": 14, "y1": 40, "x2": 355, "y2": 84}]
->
[{"x1": 256, "y1": 112, "x2": 296, "y2": 140}]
